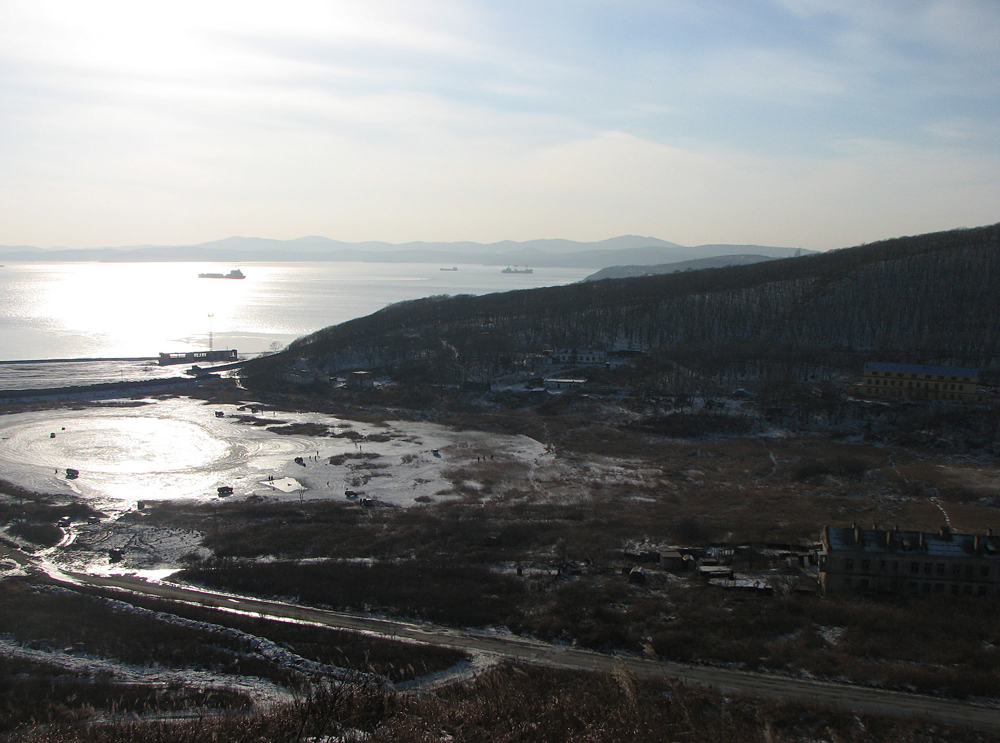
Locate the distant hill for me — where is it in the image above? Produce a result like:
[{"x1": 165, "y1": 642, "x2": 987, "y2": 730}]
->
[
  {"x1": 240, "y1": 222, "x2": 1000, "y2": 389},
  {"x1": 0, "y1": 236, "x2": 806, "y2": 270},
  {"x1": 583, "y1": 254, "x2": 779, "y2": 281}
]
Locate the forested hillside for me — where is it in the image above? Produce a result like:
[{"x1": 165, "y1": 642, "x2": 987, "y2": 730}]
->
[
  {"x1": 583, "y1": 254, "x2": 777, "y2": 281},
  {"x1": 243, "y1": 223, "x2": 1000, "y2": 389}
]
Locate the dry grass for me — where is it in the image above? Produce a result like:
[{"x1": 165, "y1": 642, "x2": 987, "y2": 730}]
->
[
  {"x1": 0, "y1": 578, "x2": 466, "y2": 688},
  {"x1": 8, "y1": 664, "x2": 999, "y2": 743},
  {"x1": 0, "y1": 655, "x2": 250, "y2": 735}
]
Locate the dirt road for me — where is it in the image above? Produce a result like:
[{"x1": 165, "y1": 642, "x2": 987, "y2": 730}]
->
[{"x1": 54, "y1": 568, "x2": 1000, "y2": 732}]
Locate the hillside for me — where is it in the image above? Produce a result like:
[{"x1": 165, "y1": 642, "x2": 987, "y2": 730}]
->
[
  {"x1": 583, "y1": 254, "x2": 779, "y2": 281},
  {"x1": 241, "y1": 223, "x2": 1000, "y2": 390}
]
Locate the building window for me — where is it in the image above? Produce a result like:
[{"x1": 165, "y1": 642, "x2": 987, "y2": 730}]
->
[
  {"x1": 979, "y1": 586, "x2": 988, "y2": 597},
  {"x1": 966, "y1": 565, "x2": 974, "y2": 577},
  {"x1": 937, "y1": 563, "x2": 945, "y2": 576},
  {"x1": 952, "y1": 565, "x2": 962, "y2": 576},
  {"x1": 845, "y1": 559, "x2": 854, "y2": 572},
  {"x1": 951, "y1": 585, "x2": 960, "y2": 596},
  {"x1": 964, "y1": 585, "x2": 973, "y2": 595},
  {"x1": 923, "y1": 563, "x2": 933, "y2": 575},
  {"x1": 934, "y1": 583, "x2": 944, "y2": 594},
  {"x1": 982, "y1": 566, "x2": 990, "y2": 578},
  {"x1": 862, "y1": 559, "x2": 870, "y2": 572},
  {"x1": 911, "y1": 562, "x2": 920, "y2": 574}
]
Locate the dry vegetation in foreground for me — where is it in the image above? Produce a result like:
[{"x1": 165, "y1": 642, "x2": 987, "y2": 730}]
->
[
  {"x1": 0, "y1": 578, "x2": 468, "y2": 732},
  {"x1": 0, "y1": 654, "x2": 250, "y2": 736},
  {"x1": 7, "y1": 664, "x2": 1000, "y2": 743},
  {"x1": 0, "y1": 579, "x2": 465, "y2": 683},
  {"x1": 65, "y1": 582, "x2": 468, "y2": 683}
]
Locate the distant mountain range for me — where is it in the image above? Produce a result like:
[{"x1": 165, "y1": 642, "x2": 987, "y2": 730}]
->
[{"x1": 0, "y1": 236, "x2": 810, "y2": 270}]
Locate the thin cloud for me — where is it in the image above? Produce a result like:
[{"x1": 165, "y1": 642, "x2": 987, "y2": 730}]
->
[{"x1": 0, "y1": 0, "x2": 997, "y2": 250}]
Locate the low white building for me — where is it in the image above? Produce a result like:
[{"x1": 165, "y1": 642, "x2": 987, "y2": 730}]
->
[
  {"x1": 552, "y1": 348, "x2": 606, "y2": 365},
  {"x1": 544, "y1": 377, "x2": 586, "y2": 390}
]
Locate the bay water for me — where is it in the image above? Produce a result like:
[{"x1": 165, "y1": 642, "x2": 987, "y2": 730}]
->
[{"x1": 0, "y1": 261, "x2": 591, "y2": 389}]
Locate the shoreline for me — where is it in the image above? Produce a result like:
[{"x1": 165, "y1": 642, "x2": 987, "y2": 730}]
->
[{"x1": 0, "y1": 356, "x2": 158, "y2": 365}]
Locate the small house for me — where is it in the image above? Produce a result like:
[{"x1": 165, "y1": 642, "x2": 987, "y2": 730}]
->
[
  {"x1": 347, "y1": 371, "x2": 375, "y2": 390},
  {"x1": 660, "y1": 550, "x2": 688, "y2": 572},
  {"x1": 544, "y1": 378, "x2": 586, "y2": 390}
]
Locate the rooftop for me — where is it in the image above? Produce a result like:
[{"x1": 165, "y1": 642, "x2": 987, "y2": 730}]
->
[{"x1": 824, "y1": 526, "x2": 1000, "y2": 559}]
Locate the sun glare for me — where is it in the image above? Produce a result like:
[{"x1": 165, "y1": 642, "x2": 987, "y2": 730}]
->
[{"x1": 36, "y1": 263, "x2": 244, "y2": 355}]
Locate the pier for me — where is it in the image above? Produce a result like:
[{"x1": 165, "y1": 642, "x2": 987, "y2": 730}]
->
[{"x1": 159, "y1": 349, "x2": 238, "y2": 366}]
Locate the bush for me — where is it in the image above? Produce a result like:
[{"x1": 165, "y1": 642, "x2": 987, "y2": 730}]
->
[
  {"x1": 179, "y1": 559, "x2": 525, "y2": 627},
  {"x1": 9, "y1": 521, "x2": 62, "y2": 547},
  {"x1": 630, "y1": 413, "x2": 755, "y2": 437},
  {"x1": 793, "y1": 455, "x2": 870, "y2": 481}
]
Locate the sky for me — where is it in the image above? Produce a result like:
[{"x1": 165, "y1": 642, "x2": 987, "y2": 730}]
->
[{"x1": 1, "y1": 0, "x2": 998, "y2": 251}]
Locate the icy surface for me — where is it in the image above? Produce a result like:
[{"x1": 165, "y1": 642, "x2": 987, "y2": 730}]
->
[{"x1": 0, "y1": 396, "x2": 548, "y2": 514}]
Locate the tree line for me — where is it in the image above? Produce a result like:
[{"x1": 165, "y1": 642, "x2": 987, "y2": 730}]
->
[{"x1": 241, "y1": 223, "x2": 1000, "y2": 388}]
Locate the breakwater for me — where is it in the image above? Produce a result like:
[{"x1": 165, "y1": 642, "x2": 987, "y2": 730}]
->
[
  {"x1": 0, "y1": 358, "x2": 190, "y2": 392},
  {"x1": 0, "y1": 376, "x2": 209, "y2": 404}
]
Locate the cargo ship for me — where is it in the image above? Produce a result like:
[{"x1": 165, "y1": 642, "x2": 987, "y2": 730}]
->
[{"x1": 198, "y1": 268, "x2": 245, "y2": 279}]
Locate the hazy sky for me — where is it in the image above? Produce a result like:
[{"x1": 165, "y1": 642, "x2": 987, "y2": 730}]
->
[{"x1": 1, "y1": 1, "x2": 998, "y2": 250}]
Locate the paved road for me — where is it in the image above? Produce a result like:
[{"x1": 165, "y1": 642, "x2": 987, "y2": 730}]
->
[{"x1": 43, "y1": 568, "x2": 1000, "y2": 732}]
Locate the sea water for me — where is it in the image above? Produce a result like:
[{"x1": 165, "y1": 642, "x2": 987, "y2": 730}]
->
[{"x1": 0, "y1": 261, "x2": 591, "y2": 389}]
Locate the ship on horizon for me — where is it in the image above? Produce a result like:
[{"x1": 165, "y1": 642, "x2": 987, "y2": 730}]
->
[
  {"x1": 198, "y1": 268, "x2": 245, "y2": 279},
  {"x1": 501, "y1": 266, "x2": 533, "y2": 274}
]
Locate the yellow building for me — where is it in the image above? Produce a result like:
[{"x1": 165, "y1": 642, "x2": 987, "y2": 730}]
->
[{"x1": 860, "y1": 362, "x2": 984, "y2": 403}]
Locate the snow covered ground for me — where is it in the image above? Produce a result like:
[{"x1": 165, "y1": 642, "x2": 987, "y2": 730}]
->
[
  {"x1": 0, "y1": 396, "x2": 549, "y2": 513},
  {"x1": 0, "y1": 634, "x2": 294, "y2": 706},
  {"x1": 0, "y1": 396, "x2": 554, "y2": 575},
  {"x1": 0, "y1": 395, "x2": 677, "y2": 578}
]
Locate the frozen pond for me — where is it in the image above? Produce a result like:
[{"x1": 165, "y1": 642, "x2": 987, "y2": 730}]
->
[{"x1": 0, "y1": 396, "x2": 549, "y2": 516}]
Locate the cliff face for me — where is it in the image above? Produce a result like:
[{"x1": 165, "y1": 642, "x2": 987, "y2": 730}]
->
[{"x1": 246, "y1": 223, "x2": 1000, "y2": 385}]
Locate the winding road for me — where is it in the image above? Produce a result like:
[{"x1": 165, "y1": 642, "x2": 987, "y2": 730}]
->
[{"x1": 36, "y1": 564, "x2": 1000, "y2": 732}]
